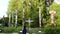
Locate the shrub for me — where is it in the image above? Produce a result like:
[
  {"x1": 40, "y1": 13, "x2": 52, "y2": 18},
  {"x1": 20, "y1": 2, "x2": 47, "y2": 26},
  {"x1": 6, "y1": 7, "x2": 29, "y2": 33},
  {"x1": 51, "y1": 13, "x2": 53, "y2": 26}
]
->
[
  {"x1": 44, "y1": 27, "x2": 60, "y2": 34},
  {"x1": 0, "y1": 26, "x2": 22, "y2": 33}
]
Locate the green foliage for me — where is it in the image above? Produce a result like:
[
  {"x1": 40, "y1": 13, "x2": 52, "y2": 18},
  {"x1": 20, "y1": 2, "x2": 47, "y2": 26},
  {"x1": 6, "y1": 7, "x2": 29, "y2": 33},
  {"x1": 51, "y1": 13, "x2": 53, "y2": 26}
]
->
[
  {"x1": 0, "y1": 17, "x2": 9, "y2": 27},
  {"x1": 50, "y1": 3, "x2": 60, "y2": 11},
  {"x1": 7, "y1": 0, "x2": 40, "y2": 27},
  {"x1": 50, "y1": 3, "x2": 60, "y2": 26},
  {"x1": 44, "y1": 27, "x2": 60, "y2": 34},
  {"x1": 7, "y1": 0, "x2": 51, "y2": 27},
  {"x1": 0, "y1": 26, "x2": 22, "y2": 33}
]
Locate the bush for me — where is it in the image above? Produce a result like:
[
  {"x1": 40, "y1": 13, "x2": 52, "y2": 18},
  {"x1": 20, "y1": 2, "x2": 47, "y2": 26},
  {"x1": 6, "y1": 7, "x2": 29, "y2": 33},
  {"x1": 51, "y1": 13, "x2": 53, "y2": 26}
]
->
[
  {"x1": 0, "y1": 26, "x2": 22, "y2": 33},
  {"x1": 44, "y1": 27, "x2": 60, "y2": 34}
]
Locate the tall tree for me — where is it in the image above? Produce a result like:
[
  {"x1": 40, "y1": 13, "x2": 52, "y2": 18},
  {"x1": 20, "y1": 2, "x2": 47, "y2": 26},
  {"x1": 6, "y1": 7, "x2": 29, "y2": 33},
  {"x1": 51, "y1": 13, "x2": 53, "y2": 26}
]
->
[{"x1": 7, "y1": 0, "x2": 54, "y2": 27}]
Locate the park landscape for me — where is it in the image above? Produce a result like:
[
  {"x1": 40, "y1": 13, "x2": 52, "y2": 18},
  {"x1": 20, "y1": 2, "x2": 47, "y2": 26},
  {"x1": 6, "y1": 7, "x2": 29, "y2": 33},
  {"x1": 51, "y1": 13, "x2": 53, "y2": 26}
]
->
[{"x1": 0, "y1": 0, "x2": 60, "y2": 34}]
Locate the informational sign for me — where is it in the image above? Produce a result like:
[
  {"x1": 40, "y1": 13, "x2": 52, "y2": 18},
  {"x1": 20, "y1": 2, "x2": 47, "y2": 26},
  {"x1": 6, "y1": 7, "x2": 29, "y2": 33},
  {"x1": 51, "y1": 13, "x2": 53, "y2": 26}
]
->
[
  {"x1": 49, "y1": 10, "x2": 56, "y2": 25},
  {"x1": 25, "y1": 18, "x2": 33, "y2": 30}
]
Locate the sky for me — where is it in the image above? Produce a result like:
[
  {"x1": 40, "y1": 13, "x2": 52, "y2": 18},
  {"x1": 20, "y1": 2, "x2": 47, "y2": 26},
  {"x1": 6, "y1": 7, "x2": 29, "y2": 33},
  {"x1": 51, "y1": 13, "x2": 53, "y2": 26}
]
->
[
  {"x1": 0, "y1": 0, "x2": 9, "y2": 18},
  {"x1": 54, "y1": 0, "x2": 60, "y2": 4}
]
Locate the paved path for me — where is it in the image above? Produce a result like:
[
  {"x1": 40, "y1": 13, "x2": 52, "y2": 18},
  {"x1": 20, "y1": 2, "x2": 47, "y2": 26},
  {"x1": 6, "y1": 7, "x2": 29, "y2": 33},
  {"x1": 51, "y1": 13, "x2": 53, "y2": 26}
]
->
[{"x1": 0, "y1": 33, "x2": 18, "y2": 34}]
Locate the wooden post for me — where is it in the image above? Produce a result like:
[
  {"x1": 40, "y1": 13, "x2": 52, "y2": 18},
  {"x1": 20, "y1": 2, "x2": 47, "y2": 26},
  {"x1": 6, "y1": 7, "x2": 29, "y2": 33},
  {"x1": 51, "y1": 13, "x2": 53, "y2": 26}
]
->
[
  {"x1": 39, "y1": 7, "x2": 41, "y2": 27},
  {"x1": 25, "y1": 18, "x2": 33, "y2": 30},
  {"x1": 49, "y1": 10, "x2": 56, "y2": 27},
  {"x1": 8, "y1": 14, "x2": 11, "y2": 27},
  {"x1": 22, "y1": 8, "x2": 25, "y2": 30},
  {"x1": 15, "y1": 10, "x2": 18, "y2": 28}
]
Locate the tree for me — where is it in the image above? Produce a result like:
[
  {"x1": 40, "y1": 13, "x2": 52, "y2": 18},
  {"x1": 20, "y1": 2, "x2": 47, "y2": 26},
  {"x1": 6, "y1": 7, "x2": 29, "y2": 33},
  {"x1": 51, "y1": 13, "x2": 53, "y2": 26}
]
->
[
  {"x1": 7, "y1": 0, "x2": 39, "y2": 27},
  {"x1": 7, "y1": 0, "x2": 54, "y2": 27},
  {"x1": 0, "y1": 17, "x2": 9, "y2": 27},
  {"x1": 50, "y1": 3, "x2": 60, "y2": 26}
]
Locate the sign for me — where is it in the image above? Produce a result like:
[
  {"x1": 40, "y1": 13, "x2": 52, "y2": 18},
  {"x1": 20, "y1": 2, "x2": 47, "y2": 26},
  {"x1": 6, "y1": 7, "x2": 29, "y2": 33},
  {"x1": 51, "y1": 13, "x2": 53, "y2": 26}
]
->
[
  {"x1": 49, "y1": 10, "x2": 56, "y2": 25},
  {"x1": 25, "y1": 18, "x2": 33, "y2": 30}
]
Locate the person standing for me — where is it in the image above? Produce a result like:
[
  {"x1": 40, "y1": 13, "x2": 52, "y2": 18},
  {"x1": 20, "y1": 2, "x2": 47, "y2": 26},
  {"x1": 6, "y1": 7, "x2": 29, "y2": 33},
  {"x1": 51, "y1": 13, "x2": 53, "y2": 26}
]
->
[{"x1": 22, "y1": 26, "x2": 27, "y2": 34}]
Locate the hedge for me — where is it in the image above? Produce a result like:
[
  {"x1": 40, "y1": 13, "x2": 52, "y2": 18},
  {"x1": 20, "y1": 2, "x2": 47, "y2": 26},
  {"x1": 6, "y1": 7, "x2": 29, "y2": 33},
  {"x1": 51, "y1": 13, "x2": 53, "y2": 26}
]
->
[{"x1": 44, "y1": 27, "x2": 60, "y2": 34}]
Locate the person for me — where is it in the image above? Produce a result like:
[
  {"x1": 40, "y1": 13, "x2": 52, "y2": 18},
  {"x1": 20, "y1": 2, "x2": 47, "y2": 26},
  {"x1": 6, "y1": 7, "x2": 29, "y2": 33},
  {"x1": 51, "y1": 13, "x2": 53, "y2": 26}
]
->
[
  {"x1": 2, "y1": 16, "x2": 5, "y2": 27},
  {"x1": 22, "y1": 26, "x2": 27, "y2": 34}
]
